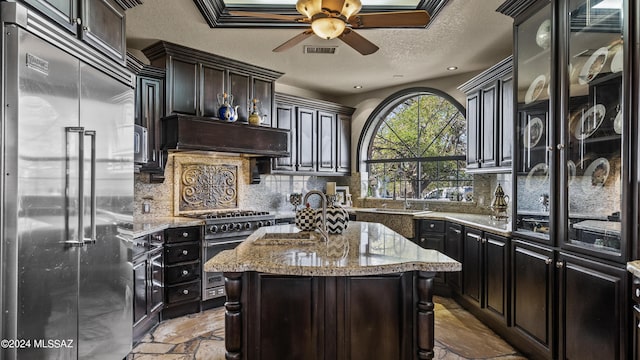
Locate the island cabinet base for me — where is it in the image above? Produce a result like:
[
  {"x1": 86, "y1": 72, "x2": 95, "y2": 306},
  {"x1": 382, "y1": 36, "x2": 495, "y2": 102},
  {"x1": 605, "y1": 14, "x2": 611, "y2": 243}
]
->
[{"x1": 223, "y1": 271, "x2": 436, "y2": 360}]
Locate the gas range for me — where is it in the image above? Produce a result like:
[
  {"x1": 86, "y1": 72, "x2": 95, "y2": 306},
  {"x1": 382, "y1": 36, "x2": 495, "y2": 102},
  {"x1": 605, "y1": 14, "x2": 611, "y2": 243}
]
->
[{"x1": 185, "y1": 210, "x2": 276, "y2": 239}]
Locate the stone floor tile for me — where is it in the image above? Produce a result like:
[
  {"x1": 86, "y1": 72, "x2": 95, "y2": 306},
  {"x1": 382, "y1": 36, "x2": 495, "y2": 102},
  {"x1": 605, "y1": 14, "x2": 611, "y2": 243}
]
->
[
  {"x1": 170, "y1": 338, "x2": 200, "y2": 354},
  {"x1": 131, "y1": 342, "x2": 175, "y2": 354},
  {"x1": 194, "y1": 339, "x2": 226, "y2": 360},
  {"x1": 152, "y1": 308, "x2": 224, "y2": 344},
  {"x1": 131, "y1": 354, "x2": 191, "y2": 360}
]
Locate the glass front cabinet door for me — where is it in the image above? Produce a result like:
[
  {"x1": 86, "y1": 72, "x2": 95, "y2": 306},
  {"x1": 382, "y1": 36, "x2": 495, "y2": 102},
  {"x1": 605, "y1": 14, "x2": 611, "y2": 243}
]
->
[
  {"x1": 562, "y1": 0, "x2": 625, "y2": 260},
  {"x1": 513, "y1": 0, "x2": 629, "y2": 263}
]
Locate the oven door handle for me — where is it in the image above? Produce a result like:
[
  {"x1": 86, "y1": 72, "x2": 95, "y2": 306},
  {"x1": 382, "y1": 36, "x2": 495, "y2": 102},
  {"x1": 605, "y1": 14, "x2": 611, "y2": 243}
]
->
[{"x1": 206, "y1": 239, "x2": 246, "y2": 246}]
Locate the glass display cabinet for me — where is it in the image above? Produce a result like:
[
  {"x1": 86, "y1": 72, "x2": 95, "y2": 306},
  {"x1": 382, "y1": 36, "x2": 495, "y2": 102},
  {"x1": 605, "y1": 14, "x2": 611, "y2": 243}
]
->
[{"x1": 514, "y1": 0, "x2": 627, "y2": 262}]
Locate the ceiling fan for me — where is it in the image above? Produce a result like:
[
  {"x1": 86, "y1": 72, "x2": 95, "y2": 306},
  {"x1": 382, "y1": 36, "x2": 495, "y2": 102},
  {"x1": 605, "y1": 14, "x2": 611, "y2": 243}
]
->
[{"x1": 229, "y1": 0, "x2": 430, "y2": 55}]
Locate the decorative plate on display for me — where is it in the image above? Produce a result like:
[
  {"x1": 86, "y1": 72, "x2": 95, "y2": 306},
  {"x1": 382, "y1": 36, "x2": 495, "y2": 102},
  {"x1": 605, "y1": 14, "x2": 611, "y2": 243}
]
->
[
  {"x1": 525, "y1": 75, "x2": 546, "y2": 104},
  {"x1": 567, "y1": 160, "x2": 576, "y2": 186},
  {"x1": 571, "y1": 104, "x2": 606, "y2": 140},
  {"x1": 613, "y1": 108, "x2": 622, "y2": 134},
  {"x1": 523, "y1": 117, "x2": 543, "y2": 148},
  {"x1": 536, "y1": 19, "x2": 551, "y2": 50},
  {"x1": 582, "y1": 157, "x2": 610, "y2": 190},
  {"x1": 578, "y1": 47, "x2": 608, "y2": 85},
  {"x1": 525, "y1": 163, "x2": 549, "y2": 191},
  {"x1": 610, "y1": 42, "x2": 623, "y2": 73}
]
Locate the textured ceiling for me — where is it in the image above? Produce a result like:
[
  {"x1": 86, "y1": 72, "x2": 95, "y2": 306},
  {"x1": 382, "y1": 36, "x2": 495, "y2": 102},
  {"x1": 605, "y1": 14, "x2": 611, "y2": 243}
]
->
[{"x1": 126, "y1": 0, "x2": 513, "y2": 97}]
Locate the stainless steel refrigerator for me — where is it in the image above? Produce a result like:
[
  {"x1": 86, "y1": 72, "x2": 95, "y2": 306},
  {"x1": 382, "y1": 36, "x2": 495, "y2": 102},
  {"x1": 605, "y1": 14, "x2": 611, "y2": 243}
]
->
[{"x1": 1, "y1": 4, "x2": 134, "y2": 359}]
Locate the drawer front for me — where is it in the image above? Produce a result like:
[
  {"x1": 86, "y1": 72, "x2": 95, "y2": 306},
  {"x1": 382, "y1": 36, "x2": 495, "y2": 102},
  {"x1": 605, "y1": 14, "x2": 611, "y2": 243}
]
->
[
  {"x1": 166, "y1": 261, "x2": 200, "y2": 285},
  {"x1": 166, "y1": 227, "x2": 201, "y2": 243},
  {"x1": 165, "y1": 242, "x2": 200, "y2": 264},
  {"x1": 166, "y1": 280, "x2": 201, "y2": 304},
  {"x1": 420, "y1": 219, "x2": 445, "y2": 233}
]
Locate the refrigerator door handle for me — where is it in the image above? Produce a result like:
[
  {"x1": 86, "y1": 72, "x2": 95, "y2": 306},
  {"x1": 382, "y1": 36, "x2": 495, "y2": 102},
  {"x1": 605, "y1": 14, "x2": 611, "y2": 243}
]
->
[
  {"x1": 84, "y1": 130, "x2": 97, "y2": 244},
  {"x1": 64, "y1": 126, "x2": 86, "y2": 247}
]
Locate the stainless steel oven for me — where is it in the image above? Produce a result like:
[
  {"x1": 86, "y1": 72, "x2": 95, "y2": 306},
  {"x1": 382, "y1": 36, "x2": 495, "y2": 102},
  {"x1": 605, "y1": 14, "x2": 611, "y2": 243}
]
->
[{"x1": 194, "y1": 211, "x2": 275, "y2": 301}]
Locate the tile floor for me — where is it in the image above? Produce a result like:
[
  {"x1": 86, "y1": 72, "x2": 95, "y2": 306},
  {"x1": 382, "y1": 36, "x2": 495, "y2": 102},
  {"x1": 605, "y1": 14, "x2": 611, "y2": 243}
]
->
[{"x1": 128, "y1": 296, "x2": 527, "y2": 359}]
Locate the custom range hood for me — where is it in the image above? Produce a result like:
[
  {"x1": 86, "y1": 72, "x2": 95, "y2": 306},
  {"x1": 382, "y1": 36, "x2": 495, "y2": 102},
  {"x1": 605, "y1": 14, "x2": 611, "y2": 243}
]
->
[{"x1": 162, "y1": 115, "x2": 290, "y2": 157}]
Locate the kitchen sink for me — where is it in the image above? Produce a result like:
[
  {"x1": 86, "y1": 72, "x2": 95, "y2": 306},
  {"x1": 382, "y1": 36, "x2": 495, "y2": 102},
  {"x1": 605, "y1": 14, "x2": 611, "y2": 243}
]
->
[{"x1": 373, "y1": 208, "x2": 431, "y2": 214}]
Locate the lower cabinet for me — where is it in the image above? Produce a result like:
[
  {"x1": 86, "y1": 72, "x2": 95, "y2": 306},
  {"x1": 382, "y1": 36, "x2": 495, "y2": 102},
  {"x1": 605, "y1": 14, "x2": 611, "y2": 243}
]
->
[
  {"x1": 461, "y1": 228, "x2": 508, "y2": 324},
  {"x1": 162, "y1": 226, "x2": 202, "y2": 319},
  {"x1": 416, "y1": 219, "x2": 446, "y2": 287},
  {"x1": 510, "y1": 239, "x2": 629, "y2": 360},
  {"x1": 445, "y1": 222, "x2": 463, "y2": 291},
  {"x1": 132, "y1": 237, "x2": 164, "y2": 344}
]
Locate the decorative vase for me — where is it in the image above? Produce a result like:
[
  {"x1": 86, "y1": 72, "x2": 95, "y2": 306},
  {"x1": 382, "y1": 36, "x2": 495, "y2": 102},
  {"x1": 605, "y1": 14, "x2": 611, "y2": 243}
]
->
[
  {"x1": 325, "y1": 194, "x2": 349, "y2": 234},
  {"x1": 248, "y1": 98, "x2": 262, "y2": 125},
  {"x1": 217, "y1": 93, "x2": 239, "y2": 122},
  {"x1": 295, "y1": 203, "x2": 317, "y2": 231}
]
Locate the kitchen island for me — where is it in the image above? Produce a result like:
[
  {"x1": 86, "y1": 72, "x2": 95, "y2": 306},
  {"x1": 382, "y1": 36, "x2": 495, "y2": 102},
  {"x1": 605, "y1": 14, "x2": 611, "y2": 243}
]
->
[{"x1": 205, "y1": 221, "x2": 461, "y2": 360}]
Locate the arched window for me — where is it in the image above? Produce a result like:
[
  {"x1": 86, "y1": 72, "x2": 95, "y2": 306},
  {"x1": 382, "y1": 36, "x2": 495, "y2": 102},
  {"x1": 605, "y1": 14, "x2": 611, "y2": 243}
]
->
[{"x1": 359, "y1": 88, "x2": 472, "y2": 201}]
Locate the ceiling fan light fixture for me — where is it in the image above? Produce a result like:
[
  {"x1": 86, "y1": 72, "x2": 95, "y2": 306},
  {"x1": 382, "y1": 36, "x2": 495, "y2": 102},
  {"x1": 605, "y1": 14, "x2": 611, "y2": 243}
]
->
[
  {"x1": 296, "y1": 0, "x2": 322, "y2": 19},
  {"x1": 311, "y1": 17, "x2": 346, "y2": 39}
]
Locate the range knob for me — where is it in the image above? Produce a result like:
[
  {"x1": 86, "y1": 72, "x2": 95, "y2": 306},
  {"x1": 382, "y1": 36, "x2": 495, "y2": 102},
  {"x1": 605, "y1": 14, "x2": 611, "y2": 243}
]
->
[
  {"x1": 267, "y1": 220, "x2": 275, "y2": 226},
  {"x1": 209, "y1": 225, "x2": 218, "y2": 233},
  {"x1": 257, "y1": 221, "x2": 264, "y2": 228},
  {"x1": 220, "y1": 224, "x2": 229, "y2": 232},
  {"x1": 245, "y1": 222, "x2": 252, "y2": 230}
]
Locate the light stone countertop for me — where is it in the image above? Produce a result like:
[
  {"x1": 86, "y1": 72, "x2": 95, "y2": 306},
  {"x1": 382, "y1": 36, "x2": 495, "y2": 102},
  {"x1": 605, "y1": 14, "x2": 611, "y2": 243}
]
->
[
  {"x1": 414, "y1": 212, "x2": 512, "y2": 236},
  {"x1": 204, "y1": 221, "x2": 461, "y2": 276},
  {"x1": 133, "y1": 217, "x2": 205, "y2": 238},
  {"x1": 627, "y1": 260, "x2": 640, "y2": 277}
]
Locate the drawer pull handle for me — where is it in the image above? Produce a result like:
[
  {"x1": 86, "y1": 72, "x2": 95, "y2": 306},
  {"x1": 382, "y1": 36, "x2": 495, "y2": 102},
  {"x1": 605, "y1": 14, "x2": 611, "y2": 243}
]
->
[
  {"x1": 182, "y1": 250, "x2": 188, "y2": 255},
  {"x1": 182, "y1": 289, "x2": 189, "y2": 295},
  {"x1": 453, "y1": 229, "x2": 461, "y2": 234},
  {"x1": 635, "y1": 288, "x2": 640, "y2": 298},
  {"x1": 182, "y1": 270, "x2": 189, "y2": 276},
  {"x1": 182, "y1": 232, "x2": 189, "y2": 237}
]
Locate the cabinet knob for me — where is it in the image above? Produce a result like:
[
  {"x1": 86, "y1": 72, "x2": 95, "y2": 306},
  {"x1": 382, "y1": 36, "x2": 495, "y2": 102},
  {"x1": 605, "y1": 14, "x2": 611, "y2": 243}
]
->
[
  {"x1": 481, "y1": 238, "x2": 487, "y2": 244},
  {"x1": 635, "y1": 288, "x2": 640, "y2": 298},
  {"x1": 83, "y1": 26, "x2": 90, "y2": 32},
  {"x1": 420, "y1": 238, "x2": 426, "y2": 243},
  {"x1": 556, "y1": 261, "x2": 564, "y2": 268},
  {"x1": 182, "y1": 289, "x2": 189, "y2": 295},
  {"x1": 547, "y1": 146, "x2": 554, "y2": 151},
  {"x1": 429, "y1": 224, "x2": 435, "y2": 229},
  {"x1": 182, "y1": 270, "x2": 189, "y2": 276},
  {"x1": 545, "y1": 258, "x2": 552, "y2": 265},
  {"x1": 557, "y1": 143, "x2": 565, "y2": 150},
  {"x1": 182, "y1": 232, "x2": 189, "y2": 237},
  {"x1": 181, "y1": 250, "x2": 188, "y2": 255}
]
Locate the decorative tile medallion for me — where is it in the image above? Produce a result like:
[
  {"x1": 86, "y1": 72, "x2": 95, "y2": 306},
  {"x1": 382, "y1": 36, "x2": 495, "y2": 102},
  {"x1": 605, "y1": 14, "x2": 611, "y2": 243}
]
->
[
  {"x1": 179, "y1": 164, "x2": 238, "y2": 212},
  {"x1": 173, "y1": 153, "x2": 248, "y2": 216}
]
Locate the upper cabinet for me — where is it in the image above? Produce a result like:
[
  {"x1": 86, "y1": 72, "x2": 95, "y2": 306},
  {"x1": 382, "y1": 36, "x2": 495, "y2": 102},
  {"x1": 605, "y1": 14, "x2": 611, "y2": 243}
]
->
[
  {"x1": 142, "y1": 41, "x2": 283, "y2": 124},
  {"x1": 501, "y1": 0, "x2": 630, "y2": 263},
  {"x1": 19, "y1": 0, "x2": 132, "y2": 64},
  {"x1": 274, "y1": 93, "x2": 354, "y2": 176},
  {"x1": 459, "y1": 57, "x2": 514, "y2": 173}
]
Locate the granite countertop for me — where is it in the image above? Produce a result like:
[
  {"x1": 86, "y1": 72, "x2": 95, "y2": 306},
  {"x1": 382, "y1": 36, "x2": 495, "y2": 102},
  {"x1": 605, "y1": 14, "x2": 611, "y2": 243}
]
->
[
  {"x1": 627, "y1": 260, "x2": 640, "y2": 277},
  {"x1": 133, "y1": 217, "x2": 205, "y2": 238},
  {"x1": 572, "y1": 220, "x2": 621, "y2": 235},
  {"x1": 414, "y1": 212, "x2": 512, "y2": 236},
  {"x1": 204, "y1": 221, "x2": 461, "y2": 276}
]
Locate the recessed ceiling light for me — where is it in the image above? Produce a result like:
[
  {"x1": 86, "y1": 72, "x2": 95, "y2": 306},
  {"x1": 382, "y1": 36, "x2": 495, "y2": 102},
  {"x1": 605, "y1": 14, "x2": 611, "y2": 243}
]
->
[
  {"x1": 447, "y1": 66, "x2": 458, "y2": 71},
  {"x1": 354, "y1": 85, "x2": 363, "y2": 89}
]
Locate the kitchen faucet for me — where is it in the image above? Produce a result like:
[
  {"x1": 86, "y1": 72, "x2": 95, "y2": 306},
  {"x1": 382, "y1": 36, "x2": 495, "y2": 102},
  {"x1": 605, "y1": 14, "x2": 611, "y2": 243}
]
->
[{"x1": 303, "y1": 190, "x2": 329, "y2": 241}]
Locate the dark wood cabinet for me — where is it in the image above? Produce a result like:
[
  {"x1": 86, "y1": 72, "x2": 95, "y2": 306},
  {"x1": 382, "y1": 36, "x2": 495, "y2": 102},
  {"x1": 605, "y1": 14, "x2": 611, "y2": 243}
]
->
[
  {"x1": 235, "y1": 271, "x2": 424, "y2": 360},
  {"x1": 162, "y1": 226, "x2": 202, "y2": 320},
  {"x1": 416, "y1": 219, "x2": 447, "y2": 288},
  {"x1": 459, "y1": 228, "x2": 509, "y2": 325},
  {"x1": 132, "y1": 231, "x2": 164, "y2": 344},
  {"x1": 558, "y1": 252, "x2": 628, "y2": 360},
  {"x1": 511, "y1": 239, "x2": 554, "y2": 359},
  {"x1": 458, "y1": 56, "x2": 513, "y2": 173},
  {"x1": 20, "y1": 0, "x2": 130, "y2": 63},
  {"x1": 127, "y1": 54, "x2": 165, "y2": 180},
  {"x1": 273, "y1": 93, "x2": 354, "y2": 175},
  {"x1": 445, "y1": 222, "x2": 463, "y2": 291},
  {"x1": 142, "y1": 41, "x2": 282, "y2": 123},
  {"x1": 297, "y1": 107, "x2": 317, "y2": 172},
  {"x1": 273, "y1": 103, "x2": 296, "y2": 171}
]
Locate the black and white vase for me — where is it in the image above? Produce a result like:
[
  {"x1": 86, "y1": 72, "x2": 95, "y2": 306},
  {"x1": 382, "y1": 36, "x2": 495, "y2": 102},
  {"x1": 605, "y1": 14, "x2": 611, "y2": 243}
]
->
[
  {"x1": 295, "y1": 203, "x2": 317, "y2": 231},
  {"x1": 326, "y1": 195, "x2": 349, "y2": 234}
]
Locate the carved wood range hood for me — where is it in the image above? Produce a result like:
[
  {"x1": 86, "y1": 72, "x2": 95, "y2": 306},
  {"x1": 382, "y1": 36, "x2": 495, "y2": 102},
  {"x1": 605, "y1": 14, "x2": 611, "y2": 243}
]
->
[{"x1": 162, "y1": 115, "x2": 290, "y2": 157}]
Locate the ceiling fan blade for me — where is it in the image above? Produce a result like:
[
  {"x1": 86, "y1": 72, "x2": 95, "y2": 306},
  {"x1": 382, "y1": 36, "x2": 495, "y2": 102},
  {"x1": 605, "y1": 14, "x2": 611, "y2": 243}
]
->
[
  {"x1": 229, "y1": 10, "x2": 304, "y2": 22},
  {"x1": 273, "y1": 30, "x2": 315, "y2": 52},
  {"x1": 348, "y1": 10, "x2": 430, "y2": 28},
  {"x1": 338, "y1": 29, "x2": 379, "y2": 55}
]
